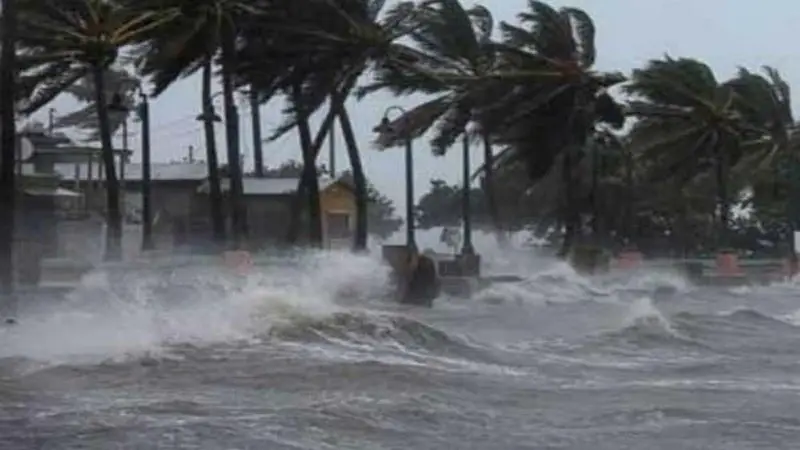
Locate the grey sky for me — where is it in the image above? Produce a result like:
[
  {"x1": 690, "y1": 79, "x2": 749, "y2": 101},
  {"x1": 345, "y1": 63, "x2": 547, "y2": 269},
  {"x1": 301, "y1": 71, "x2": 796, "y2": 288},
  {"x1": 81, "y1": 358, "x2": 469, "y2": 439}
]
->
[{"x1": 30, "y1": 0, "x2": 800, "y2": 216}]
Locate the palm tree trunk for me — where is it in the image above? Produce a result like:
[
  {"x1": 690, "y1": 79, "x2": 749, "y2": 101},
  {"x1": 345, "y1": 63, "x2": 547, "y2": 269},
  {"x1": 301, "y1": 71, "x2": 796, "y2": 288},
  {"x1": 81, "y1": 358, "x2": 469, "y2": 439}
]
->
[
  {"x1": 336, "y1": 107, "x2": 368, "y2": 251},
  {"x1": 286, "y1": 106, "x2": 337, "y2": 244},
  {"x1": 293, "y1": 85, "x2": 322, "y2": 247},
  {"x1": 558, "y1": 151, "x2": 578, "y2": 257},
  {"x1": 220, "y1": 25, "x2": 245, "y2": 248},
  {"x1": 481, "y1": 133, "x2": 504, "y2": 245},
  {"x1": 590, "y1": 141, "x2": 600, "y2": 237},
  {"x1": 0, "y1": 0, "x2": 18, "y2": 297},
  {"x1": 715, "y1": 144, "x2": 730, "y2": 249},
  {"x1": 93, "y1": 65, "x2": 123, "y2": 261},
  {"x1": 201, "y1": 59, "x2": 225, "y2": 247}
]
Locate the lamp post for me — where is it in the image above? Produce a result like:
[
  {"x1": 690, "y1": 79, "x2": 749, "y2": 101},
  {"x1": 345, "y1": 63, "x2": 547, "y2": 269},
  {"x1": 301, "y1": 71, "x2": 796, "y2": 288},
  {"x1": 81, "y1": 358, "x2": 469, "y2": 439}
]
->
[
  {"x1": 247, "y1": 88, "x2": 264, "y2": 177},
  {"x1": 461, "y1": 133, "x2": 474, "y2": 255},
  {"x1": 374, "y1": 106, "x2": 415, "y2": 251},
  {"x1": 136, "y1": 91, "x2": 154, "y2": 251}
]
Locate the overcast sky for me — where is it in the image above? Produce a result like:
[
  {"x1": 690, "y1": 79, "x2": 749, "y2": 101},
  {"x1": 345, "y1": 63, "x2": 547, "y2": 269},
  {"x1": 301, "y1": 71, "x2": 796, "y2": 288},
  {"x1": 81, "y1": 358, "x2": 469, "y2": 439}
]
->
[{"x1": 30, "y1": 0, "x2": 800, "y2": 214}]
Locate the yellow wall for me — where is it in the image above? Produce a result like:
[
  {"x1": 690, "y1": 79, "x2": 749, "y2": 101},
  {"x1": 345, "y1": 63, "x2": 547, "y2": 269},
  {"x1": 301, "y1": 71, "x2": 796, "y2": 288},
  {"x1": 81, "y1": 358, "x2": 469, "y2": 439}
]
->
[{"x1": 320, "y1": 182, "x2": 356, "y2": 248}]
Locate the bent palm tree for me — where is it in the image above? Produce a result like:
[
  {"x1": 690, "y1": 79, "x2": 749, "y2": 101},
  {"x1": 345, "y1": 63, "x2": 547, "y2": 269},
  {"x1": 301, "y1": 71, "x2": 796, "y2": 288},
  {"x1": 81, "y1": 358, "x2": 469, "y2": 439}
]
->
[
  {"x1": 53, "y1": 67, "x2": 140, "y2": 142},
  {"x1": 134, "y1": 0, "x2": 265, "y2": 248},
  {"x1": 17, "y1": 0, "x2": 173, "y2": 260},
  {"x1": 240, "y1": 0, "x2": 419, "y2": 250},
  {"x1": 482, "y1": 1, "x2": 626, "y2": 255},
  {"x1": 363, "y1": 0, "x2": 506, "y2": 242},
  {"x1": 625, "y1": 57, "x2": 755, "y2": 248},
  {"x1": 0, "y1": 0, "x2": 19, "y2": 293}
]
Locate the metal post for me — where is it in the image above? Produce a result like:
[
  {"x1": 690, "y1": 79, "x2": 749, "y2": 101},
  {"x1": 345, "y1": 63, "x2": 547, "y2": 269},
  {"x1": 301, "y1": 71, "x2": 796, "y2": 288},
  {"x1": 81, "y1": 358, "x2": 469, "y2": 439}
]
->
[
  {"x1": 139, "y1": 94, "x2": 154, "y2": 251},
  {"x1": 461, "y1": 133, "x2": 474, "y2": 254},
  {"x1": 405, "y1": 137, "x2": 415, "y2": 251},
  {"x1": 48, "y1": 108, "x2": 55, "y2": 135},
  {"x1": 329, "y1": 125, "x2": 336, "y2": 177},
  {"x1": 249, "y1": 89, "x2": 263, "y2": 177}
]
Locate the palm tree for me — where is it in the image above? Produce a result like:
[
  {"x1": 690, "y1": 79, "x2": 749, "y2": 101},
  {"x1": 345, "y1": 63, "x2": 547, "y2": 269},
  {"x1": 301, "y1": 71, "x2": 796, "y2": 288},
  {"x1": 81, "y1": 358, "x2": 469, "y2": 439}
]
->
[
  {"x1": 239, "y1": 0, "x2": 419, "y2": 250},
  {"x1": 625, "y1": 57, "x2": 756, "y2": 249},
  {"x1": 134, "y1": 0, "x2": 265, "y2": 248},
  {"x1": 726, "y1": 66, "x2": 800, "y2": 253},
  {"x1": 481, "y1": 1, "x2": 626, "y2": 255},
  {"x1": 362, "y1": 0, "x2": 506, "y2": 243},
  {"x1": 52, "y1": 67, "x2": 140, "y2": 142},
  {"x1": 16, "y1": 0, "x2": 173, "y2": 261},
  {"x1": 0, "y1": 0, "x2": 19, "y2": 295}
]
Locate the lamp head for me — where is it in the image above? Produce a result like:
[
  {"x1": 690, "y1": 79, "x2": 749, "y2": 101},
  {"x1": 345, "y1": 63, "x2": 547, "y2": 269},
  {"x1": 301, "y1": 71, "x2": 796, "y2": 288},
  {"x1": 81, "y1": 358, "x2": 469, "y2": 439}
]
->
[
  {"x1": 373, "y1": 116, "x2": 393, "y2": 134},
  {"x1": 196, "y1": 112, "x2": 222, "y2": 123}
]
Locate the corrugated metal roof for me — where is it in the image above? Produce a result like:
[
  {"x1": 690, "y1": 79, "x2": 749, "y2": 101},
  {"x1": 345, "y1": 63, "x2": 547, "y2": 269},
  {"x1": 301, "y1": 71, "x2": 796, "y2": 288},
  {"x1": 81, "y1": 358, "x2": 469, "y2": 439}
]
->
[
  {"x1": 51, "y1": 162, "x2": 208, "y2": 182},
  {"x1": 197, "y1": 177, "x2": 340, "y2": 195}
]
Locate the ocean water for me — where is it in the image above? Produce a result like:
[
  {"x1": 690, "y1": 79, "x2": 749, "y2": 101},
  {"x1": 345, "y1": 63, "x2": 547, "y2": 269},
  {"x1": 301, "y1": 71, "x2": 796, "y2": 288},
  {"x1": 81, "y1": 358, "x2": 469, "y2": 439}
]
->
[{"x1": 2, "y1": 237, "x2": 800, "y2": 449}]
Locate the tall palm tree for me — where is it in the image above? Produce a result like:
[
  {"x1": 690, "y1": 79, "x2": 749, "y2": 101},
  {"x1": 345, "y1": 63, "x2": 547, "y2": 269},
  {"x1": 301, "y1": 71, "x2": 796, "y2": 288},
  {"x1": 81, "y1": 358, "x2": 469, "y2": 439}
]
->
[
  {"x1": 625, "y1": 57, "x2": 756, "y2": 248},
  {"x1": 16, "y1": 0, "x2": 173, "y2": 260},
  {"x1": 134, "y1": 0, "x2": 265, "y2": 248},
  {"x1": 239, "y1": 0, "x2": 419, "y2": 250},
  {"x1": 52, "y1": 67, "x2": 140, "y2": 142},
  {"x1": 362, "y1": 0, "x2": 505, "y2": 242},
  {"x1": 0, "y1": 0, "x2": 19, "y2": 295},
  {"x1": 481, "y1": 0, "x2": 626, "y2": 255}
]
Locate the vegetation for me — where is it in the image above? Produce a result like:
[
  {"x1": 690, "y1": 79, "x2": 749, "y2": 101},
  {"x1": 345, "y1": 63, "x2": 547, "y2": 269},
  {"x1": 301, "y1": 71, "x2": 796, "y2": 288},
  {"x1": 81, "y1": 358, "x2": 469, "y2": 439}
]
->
[{"x1": 1, "y1": 0, "x2": 799, "y2": 293}]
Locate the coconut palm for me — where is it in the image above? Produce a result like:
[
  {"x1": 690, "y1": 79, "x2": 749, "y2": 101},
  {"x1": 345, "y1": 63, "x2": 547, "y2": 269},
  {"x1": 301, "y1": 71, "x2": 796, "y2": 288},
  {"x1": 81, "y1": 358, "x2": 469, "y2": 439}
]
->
[
  {"x1": 361, "y1": 0, "x2": 506, "y2": 242},
  {"x1": 625, "y1": 57, "x2": 758, "y2": 248},
  {"x1": 16, "y1": 0, "x2": 174, "y2": 260},
  {"x1": 0, "y1": 0, "x2": 19, "y2": 294},
  {"x1": 132, "y1": 0, "x2": 267, "y2": 248},
  {"x1": 479, "y1": 0, "x2": 626, "y2": 255},
  {"x1": 238, "y1": 0, "x2": 419, "y2": 250},
  {"x1": 52, "y1": 67, "x2": 140, "y2": 142}
]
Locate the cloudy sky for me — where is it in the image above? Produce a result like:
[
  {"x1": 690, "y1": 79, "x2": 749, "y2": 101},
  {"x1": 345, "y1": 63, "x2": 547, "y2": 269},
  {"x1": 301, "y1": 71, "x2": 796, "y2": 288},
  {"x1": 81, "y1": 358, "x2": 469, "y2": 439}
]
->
[{"x1": 31, "y1": 0, "x2": 800, "y2": 214}]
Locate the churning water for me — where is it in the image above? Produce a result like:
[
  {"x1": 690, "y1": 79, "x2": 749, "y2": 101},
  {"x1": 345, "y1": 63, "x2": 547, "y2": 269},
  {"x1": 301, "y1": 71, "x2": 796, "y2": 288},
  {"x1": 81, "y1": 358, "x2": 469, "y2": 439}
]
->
[{"x1": 2, "y1": 236, "x2": 800, "y2": 449}]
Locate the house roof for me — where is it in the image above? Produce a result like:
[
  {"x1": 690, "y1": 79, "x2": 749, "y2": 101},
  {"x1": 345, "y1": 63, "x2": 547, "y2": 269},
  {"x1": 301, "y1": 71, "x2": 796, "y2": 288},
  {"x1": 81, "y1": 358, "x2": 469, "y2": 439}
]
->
[
  {"x1": 198, "y1": 177, "x2": 347, "y2": 196},
  {"x1": 50, "y1": 162, "x2": 208, "y2": 182}
]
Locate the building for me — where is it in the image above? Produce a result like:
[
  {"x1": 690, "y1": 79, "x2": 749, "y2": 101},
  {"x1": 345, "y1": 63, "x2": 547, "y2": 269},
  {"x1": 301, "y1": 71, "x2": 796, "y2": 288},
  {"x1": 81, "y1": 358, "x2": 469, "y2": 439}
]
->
[
  {"x1": 52, "y1": 161, "x2": 209, "y2": 259},
  {"x1": 198, "y1": 177, "x2": 356, "y2": 249}
]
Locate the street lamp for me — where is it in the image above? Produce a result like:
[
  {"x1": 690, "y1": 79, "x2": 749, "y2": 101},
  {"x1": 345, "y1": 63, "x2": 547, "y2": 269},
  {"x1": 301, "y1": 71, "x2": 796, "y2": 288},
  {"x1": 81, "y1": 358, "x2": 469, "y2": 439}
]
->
[
  {"x1": 374, "y1": 105, "x2": 416, "y2": 251},
  {"x1": 460, "y1": 133, "x2": 474, "y2": 255}
]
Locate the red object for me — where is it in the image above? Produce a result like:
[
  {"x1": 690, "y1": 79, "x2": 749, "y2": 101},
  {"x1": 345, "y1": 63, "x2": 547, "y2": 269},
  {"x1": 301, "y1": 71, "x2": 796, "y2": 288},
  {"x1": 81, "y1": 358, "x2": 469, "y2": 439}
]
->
[
  {"x1": 782, "y1": 257, "x2": 799, "y2": 278},
  {"x1": 616, "y1": 250, "x2": 643, "y2": 269},
  {"x1": 223, "y1": 250, "x2": 253, "y2": 275},
  {"x1": 715, "y1": 252, "x2": 742, "y2": 276}
]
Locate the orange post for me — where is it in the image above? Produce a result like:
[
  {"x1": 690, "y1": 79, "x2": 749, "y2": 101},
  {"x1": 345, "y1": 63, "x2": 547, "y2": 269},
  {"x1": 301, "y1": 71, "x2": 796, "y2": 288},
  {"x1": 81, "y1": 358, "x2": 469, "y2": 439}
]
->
[
  {"x1": 223, "y1": 250, "x2": 253, "y2": 275},
  {"x1": 715, "y1": 251, "x2": 742, "y2": 276}
]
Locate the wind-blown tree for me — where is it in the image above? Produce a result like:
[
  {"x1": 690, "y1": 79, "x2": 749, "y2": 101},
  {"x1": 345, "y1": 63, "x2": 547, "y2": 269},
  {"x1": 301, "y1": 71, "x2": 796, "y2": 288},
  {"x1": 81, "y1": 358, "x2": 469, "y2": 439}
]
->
[
  {"x1": 53, "y1": 67, "x2": 140, "y2": 142},
  {"x1": 16, "y1": 0, "x2": 173, "y2": 260},
  {"x1": 0, "y1": 0, "x2": 19, "y2": 294},
  {"x1": 132, "y1": 0, "x2": 265, "y2": 248},
  {"x1": 362, "y1": 0, "x2": 505, "y2": 240},
  {"x1": 727, "y1": 67, "x2": 800, "y2": 244},
  {"x1": 237, "y1": 0, "x2": 419, "y2": 251},
  {"x1": 625, "y1": 57, "x2": 760, "y2": 249},
  {"x1": 481, "y1": 0, "x2": 626, "y2": 255}
]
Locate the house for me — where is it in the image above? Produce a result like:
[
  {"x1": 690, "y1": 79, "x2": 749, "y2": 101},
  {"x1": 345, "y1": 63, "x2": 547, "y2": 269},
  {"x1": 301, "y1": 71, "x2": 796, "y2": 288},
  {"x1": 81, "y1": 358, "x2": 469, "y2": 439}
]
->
[
  {"x1": 198, "y1": 176, "x2": 357, "y2": 249},
  {"x1": 52, "y1": 161, "x2": 209, "y2": 258}
]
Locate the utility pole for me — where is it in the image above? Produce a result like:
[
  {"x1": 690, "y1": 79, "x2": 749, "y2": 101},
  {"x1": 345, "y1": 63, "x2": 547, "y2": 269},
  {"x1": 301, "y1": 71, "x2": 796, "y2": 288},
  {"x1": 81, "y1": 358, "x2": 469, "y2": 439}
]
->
[{"x1": 138, "y1": 92, "x2": 154, "y2": 251}]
